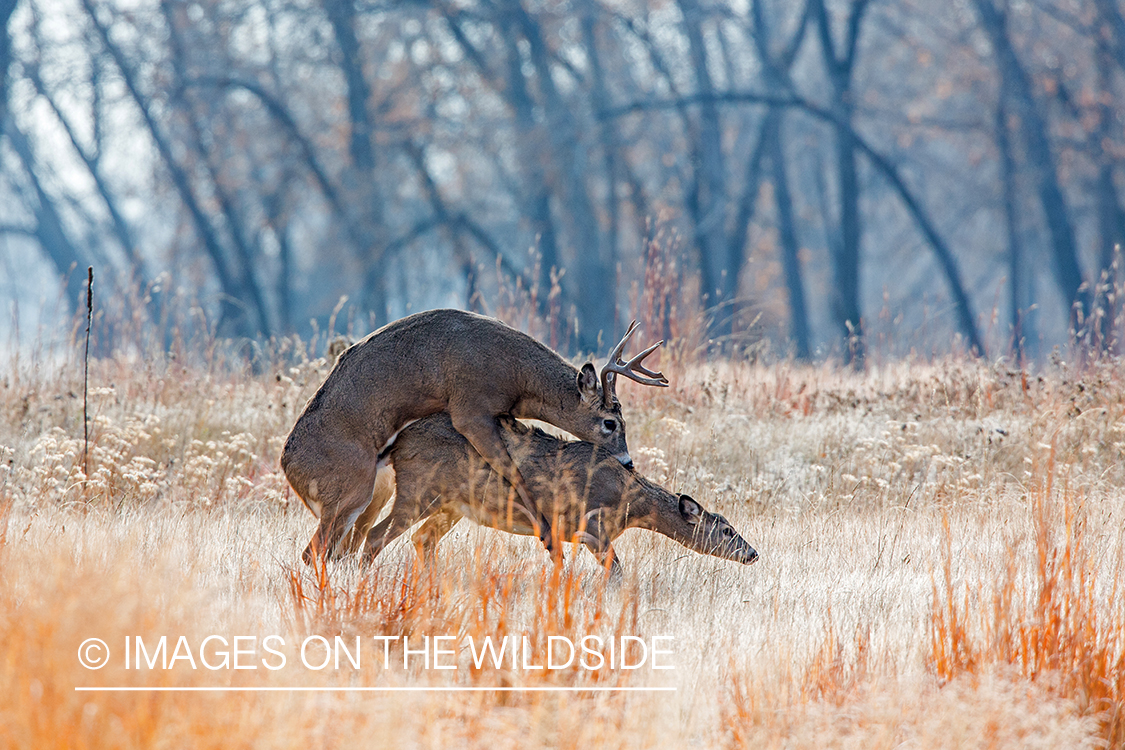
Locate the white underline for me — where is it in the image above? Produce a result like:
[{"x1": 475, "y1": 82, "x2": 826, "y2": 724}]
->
[{"x1": 75, "y1": 686, "x2": 676, "y2": 693}]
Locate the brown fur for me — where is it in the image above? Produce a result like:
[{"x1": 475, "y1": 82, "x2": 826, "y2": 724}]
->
[
  {"x1": 358, "y1": 413, "x2": 759, "y2": 573},
  {"x1": 281, "y1": 309, "x2": 658, "y2": 564}
]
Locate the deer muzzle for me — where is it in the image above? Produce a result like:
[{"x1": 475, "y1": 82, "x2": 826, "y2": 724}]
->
[
  {"x1": 716, "y1": 538, "x2": 759, "y2": 565},
  {"x1": 614, "y1": 452, "x2": 634, "y2": 470}
]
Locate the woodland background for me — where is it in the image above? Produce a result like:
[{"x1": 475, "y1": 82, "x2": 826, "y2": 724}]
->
[
  {"x1": 2, "y1": 3, "x2": 1125, "y2": 745},
  {"x1": 2, "y1": 0, "x2": 1125, "y2": 363}
]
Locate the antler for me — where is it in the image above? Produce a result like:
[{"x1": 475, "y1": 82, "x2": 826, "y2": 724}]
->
[{"x1": 600, "y1": 321, "x2": 669, "y2": 407}]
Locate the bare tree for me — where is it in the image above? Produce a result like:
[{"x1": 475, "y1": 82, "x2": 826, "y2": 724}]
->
[
  {"x1": 812, "y1": 0, "x2": 870, "y2": 366},
  {"x1": 7, "y1": 0, "x2": 1124, "y2": 361},
  {"x1": 973, "y1": 0, "x2": 1088, "y2": 333},
  {"x1": 0, "y1": 0, "x2": 17, "y2": 126}
]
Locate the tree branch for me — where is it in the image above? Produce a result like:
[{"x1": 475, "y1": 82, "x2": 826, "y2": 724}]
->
[{"x1": 601, "y1": 89, "x2": 986, "y2": 355}]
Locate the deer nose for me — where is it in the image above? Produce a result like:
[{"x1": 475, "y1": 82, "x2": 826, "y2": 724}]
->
[
  {"x1": 745, "y1": 548, "x2": 759, "y2": 564},
  {"x1": 614, "y1": 452, "x2": 634, "y2": 470}
]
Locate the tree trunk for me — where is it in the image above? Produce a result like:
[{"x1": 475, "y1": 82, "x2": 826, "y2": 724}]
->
[
  {"x1": 1094, "y1": 24, "x2": 1123, "y2": 350},
  {"x1": 4, "y1": 121, "x2": 92, "y2": 313},
  {"x1": 0, "y1": 0, "x2": 15, "y2": 126},
  {"x1": 726, "y1": 114, "x2": 772, "y2": 330},
  {"x1": 996, "y1": 95, "x2": 1025, "y2": 359},
  {"x1": 814, "y1": 0, "x2": 870, "y2": 367},
  {"x1": 768, "y1": 115, "x2": 811, "y2": 360},
  {"x1": 510, "y1": 0, "x2": 611, "y2": 352},
  {"x1": 83, "y1": 0, "x2": 257, "y2": 338},
  {"x1": 973, "y1": 0, "x2": 1088, "y2": 332},
  {"x1": 581, "y1": 7, "x2": 622, "y2": 332},
  {"x1": 832, "y1": 106, "x2": 863, "y2": 365},
  {"x1": 323, "y1": 0, "x2": 387, "y2": 327},
  {"x1": 493, "y1": 14, "x2": 562, "y2": 314},
  {"x1": 678, "y1": 0, "x2": 730, "y2": 334},
  {"x1": 162, "y1": 1, "x2": 271, "y2": 337}
]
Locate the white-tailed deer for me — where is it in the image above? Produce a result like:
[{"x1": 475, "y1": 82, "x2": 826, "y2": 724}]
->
[
  {"x1": 281, "y1": 309, "x2": 667, "y2": 564},
  {"x1": 355, "y1": 413, "x2": 759, "y2": 573}
]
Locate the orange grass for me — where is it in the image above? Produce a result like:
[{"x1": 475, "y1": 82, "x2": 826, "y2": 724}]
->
[
  {"x1": 0, "y1": 521, "x2": 674, "y2": 749},
  {"x1": 4, "y1": 321, "x2": 1125, "y2": 747},
  {"x1": 929, "y1": 456, "x2": 1125, "y2": 747},
  {"x1": 282, "y1": 549, "x2": 644, "y2": 689}
]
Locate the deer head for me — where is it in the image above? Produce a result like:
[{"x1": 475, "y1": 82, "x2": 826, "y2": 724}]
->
[
  {"x1": 677, "y1": 495, "x2": 758, "y2": 564},
  {"x1": 572, "y1": 321, "x2": 668, "y2": 469}
]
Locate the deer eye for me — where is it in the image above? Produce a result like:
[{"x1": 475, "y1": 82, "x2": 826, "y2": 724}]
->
[
  {"x1": 602, "y1": 419, "x2": 617, "y2": 434},
  {"x1": 722, "y1": 527, "x2": 734, "y2": 538}
]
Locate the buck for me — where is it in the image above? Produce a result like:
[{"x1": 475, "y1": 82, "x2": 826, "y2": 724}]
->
[
  {"x1": 281, "y1": 309, "x2": 667, "y2": 564},
  {"x1": 353, "y1": 413, "x2": 759, "y2": 572}
]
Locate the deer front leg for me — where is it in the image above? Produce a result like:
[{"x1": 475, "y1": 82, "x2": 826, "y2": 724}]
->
[
  {"x1": 361, "y1": 495, "x2": 441, "y2": 565},
  {"x1": 448, "y1": 412, "x2": 555, "y2": 554},
  {"x1": 602, "y1": 546, "x2": 624, "y2": 580},
  {"x1": 581, "y1": 537, "x2": 623, "y2": 580},
  {"x1": 577, "y1": 512, "x2": 623, "y2": 579}
]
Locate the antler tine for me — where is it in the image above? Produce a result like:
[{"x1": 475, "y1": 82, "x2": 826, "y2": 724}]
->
[
  {"x1": 600, "y1": 322, "x2": 669, "y2": 406},
  {"x1": 606, "y1": 320, "x2": 639, "y2": 362},
  {"x1": 601, "y1": 321, "x2": 637, "y2": 405},
  {"x1": 621, "y1": 340, "x2": 669, "y2": 384}
]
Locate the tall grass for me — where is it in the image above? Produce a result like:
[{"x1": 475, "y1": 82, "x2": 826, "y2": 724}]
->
[
  {"x1": 930, "y1": 454, "x2": 1125, "y2": 746},
  {"x1": 3, "y1": 284, "x2": 1125, "y2": 746}
]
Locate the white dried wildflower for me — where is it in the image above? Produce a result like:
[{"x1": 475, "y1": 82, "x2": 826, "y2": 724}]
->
[{"x1": 659, "y1": 417, "x2": 691, "y2": 437}]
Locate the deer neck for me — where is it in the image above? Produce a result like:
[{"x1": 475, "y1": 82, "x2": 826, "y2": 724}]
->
[
  {"x1": 510, "y1": 360, "x2": 582, "y2": 427},
  {"x1": 625, "y1": 481, "x2": 693, "y2": 544},
  {"x1": 616, "y1": 483, "x2": 660, "y2": 533}
]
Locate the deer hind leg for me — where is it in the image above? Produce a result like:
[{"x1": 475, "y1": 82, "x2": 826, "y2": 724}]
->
[
  {"x1": 301, "y1": 449, "x2": 381, "y2": 566},
  {"x1": 337, "y1": 464, "x2": 396, "y2": 557},
  {"x1": 411, "y1": 508, "x2": 461, "y2": 561},
  {"x1": 449, "y1": 412, "x2": 554, "y2": 553}
]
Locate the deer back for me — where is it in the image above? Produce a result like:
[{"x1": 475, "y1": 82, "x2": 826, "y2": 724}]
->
[
  {"x1": 391, "y1": 413, "x2": 630, "y2": 540},
  {"x1": 292, "y1": 309, "x2": 629, "y2": 455}
]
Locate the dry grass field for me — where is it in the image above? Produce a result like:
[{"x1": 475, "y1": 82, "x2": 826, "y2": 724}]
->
[{"x1": 1, "y1": 338, "x2": 1123, "y2": 748}]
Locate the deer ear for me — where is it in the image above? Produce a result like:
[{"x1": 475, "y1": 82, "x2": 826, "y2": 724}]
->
[
  {"x1": 577, "y1": 363, "x2": 600, "y2": 403},
  {"x1": 678, "y1": 495, "x2": 703, "y2": 524}
]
